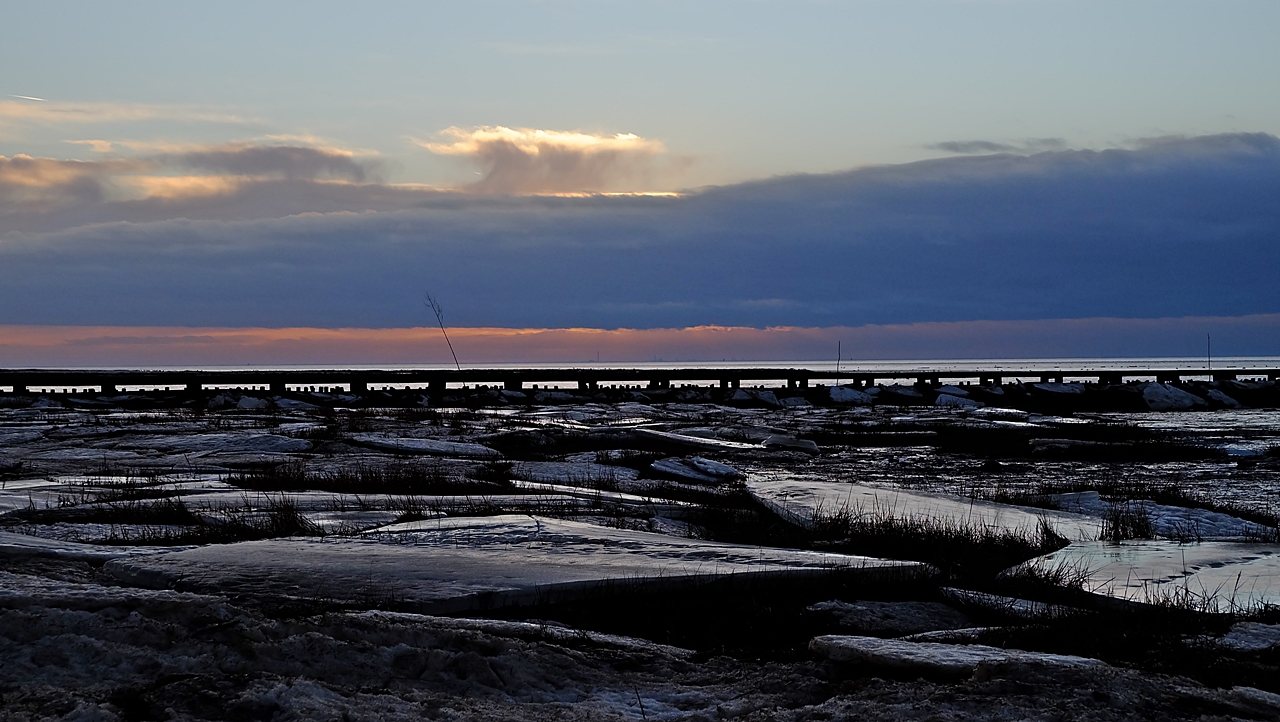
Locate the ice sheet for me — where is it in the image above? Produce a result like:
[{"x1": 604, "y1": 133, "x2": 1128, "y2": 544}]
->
[
  {"x1": 1021, "y1": 540, "x2": 1280, "y2": 609},
  {"x1": 0, "y1": 531, "x2": 184, "y2": 561},
  {"x1": 633, "y1": 428, "x2": 759, "y2": 451},
  {"x1": 1050, "y1": 491, "x2": 1269, "y2": 539},
  {"x1": 112, "y1": 433, "x2": 313, "y2": 454},
  {"x1": 747, "y1": 477, "x2": 1102, "y2": 541},
  {"x1": 105, "y1": 515, "x2": 924, "y2": 613}
]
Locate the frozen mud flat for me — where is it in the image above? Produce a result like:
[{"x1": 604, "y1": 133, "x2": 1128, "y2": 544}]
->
[
  {"x1": 106, "y1": 515, "x2": 925, "y2": 613},
  {"x1": 1021, "y1": 540, "x2": 1280, "y2": 609},
  {"x1": 747, "y1": 477, "x2": 1103, "y2": 541}
]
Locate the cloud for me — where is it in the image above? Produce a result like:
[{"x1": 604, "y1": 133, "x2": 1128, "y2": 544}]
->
[
  {"x1": 165, "y1": 143, "x2": 382, "y2": 182},
  {"x1": 927, "y1": 137, "x2": 1069, "y2": 155},
  {"x1": 0, "y1": 100, "x2": 250, "y2": 127},
  {"x1": 65, "y1": 139, "x2": 115, "y2": 153},
  {"x1": 415, "y1": 126, "x2": 669, "y2": 194},
  {"x1": 0, "y1": 133, "x2": 1277, "y2": 339},
  {"x1": 114, "y1": 175, "x2": 245, "y2": 200},
  {"x1": 0, "y1": 154, "x2": 149, "y2": 212},
  {"x1": 0, "y1": 141, "x2": 385, "y2": 220}
]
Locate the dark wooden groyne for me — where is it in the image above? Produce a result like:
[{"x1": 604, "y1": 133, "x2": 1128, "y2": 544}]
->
[{"x1": 1, "y1": 366, "x2": 1276, "y2": 395}]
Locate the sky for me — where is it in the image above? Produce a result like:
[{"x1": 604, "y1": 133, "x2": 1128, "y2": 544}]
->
[{"x1": 2, "y1": 1, "x2": 1279, "y2": 365}]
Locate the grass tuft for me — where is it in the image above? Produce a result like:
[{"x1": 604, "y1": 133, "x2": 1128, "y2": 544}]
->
[
  {"x1": 1099, "y1": 499, "x2": 1155, "y2": 542},
  {"x1": 226, "y1": 461, "x2": 508, "y2": 496},
  {"x1": 807, "y1": 501, "x2": 1071, "y2": 580}
]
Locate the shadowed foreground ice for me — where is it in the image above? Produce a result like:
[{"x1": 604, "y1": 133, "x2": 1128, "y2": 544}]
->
[{"x1": 7, "y1": 562, "x2": 1280, "y2": 721}]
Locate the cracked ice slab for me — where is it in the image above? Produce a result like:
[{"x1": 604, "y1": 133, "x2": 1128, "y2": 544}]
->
[
  {"x1": 810, "y1": 635, "x2": 1103, "y2": 679},
  {"x1": 104, "y1": 515, "x2": 926, "y2": 613},
  {"x1": 632, "y1": 428, "x2": 759, "y2": 451},
  {"x1": 1019, "y1": 541, "x2": 1280, "y2": 609},
  {"x1": 747, "y1": 477, "x2": 1102, "y2": 541}
]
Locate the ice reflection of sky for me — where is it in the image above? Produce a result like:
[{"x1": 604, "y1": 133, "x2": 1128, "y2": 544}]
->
[
  {"x1": 1099, "y1": 409, "x2": 1280, "y2": 455},
  {"x1": 735, "y1": 406, "x2": 1280, "y2": 513}
]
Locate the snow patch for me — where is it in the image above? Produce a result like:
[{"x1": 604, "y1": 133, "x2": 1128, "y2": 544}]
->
[
  {"x1": 829, "y1": 386, "x2": 874, "y2": 405},
  {"x1": 1220, "y1": 622, "x2": 1280, "y2": 652},
  {"x1": 1142, "y1": 383, "x2": 1207, "y2": 411},
  {"x1": 273, "y1": 397, "x2": 319, "y2": 411},
  {"x1": 935, "y1": 393, "x2": 983, "y2": 409},
  {"x1": 761, "y1": 435, "x2": 820, "y2": 453},
  {"x1": 650, "y1": 456, "x2": 741, "y2": 484},
  {"x1": 1206, "y1": 388, "x2": 1242, "y2": 408}
]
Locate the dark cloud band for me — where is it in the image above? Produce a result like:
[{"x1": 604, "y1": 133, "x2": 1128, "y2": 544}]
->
[{"x1": 1, "y1": 133, "x2": 1277, "y2": 334}]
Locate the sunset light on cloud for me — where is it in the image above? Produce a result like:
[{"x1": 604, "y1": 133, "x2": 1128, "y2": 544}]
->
[
  {"x1": 2, "y1": 1, "x2": 1279, "y2": 365},
  {"x1": 415, "y1": 126, "x2": 672, "y2": 195},
  {"x1": 421, "y1": 127, "x2": 661, "y2": 157}
]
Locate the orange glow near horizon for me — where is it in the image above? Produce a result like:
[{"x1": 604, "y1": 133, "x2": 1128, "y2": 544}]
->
[
  {"x1": 2, "y1": 315, "x2": 1278, "y2": 367},
  {"x1": 0, "y1": 324, "x2": 832, "y2": 366}
]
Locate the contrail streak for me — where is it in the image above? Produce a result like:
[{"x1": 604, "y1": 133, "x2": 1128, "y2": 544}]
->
[{"x1": 7, "y1": 94, "x2": 47, "y2": 101}]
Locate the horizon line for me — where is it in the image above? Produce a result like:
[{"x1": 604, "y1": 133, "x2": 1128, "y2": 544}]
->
[{"x1": 1, "y1": 314, "x2": 1278, "y2": 367}]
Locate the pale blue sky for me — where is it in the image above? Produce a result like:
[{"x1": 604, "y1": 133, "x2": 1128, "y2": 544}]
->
[{"x1": 4, "y1": 0, "x2": 1279, "y2": 187}]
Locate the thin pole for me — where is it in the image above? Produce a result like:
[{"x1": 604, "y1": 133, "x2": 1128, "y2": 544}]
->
[
  {"x1": 836, "y1": 341, "x2": 842, "y2": 386},
  {"x1": 1207, "y1": 333, "x2": 1212, "y2": 372},
  {"x1": 424, "y1": 292, "x2": 460, "y2": 371}
]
